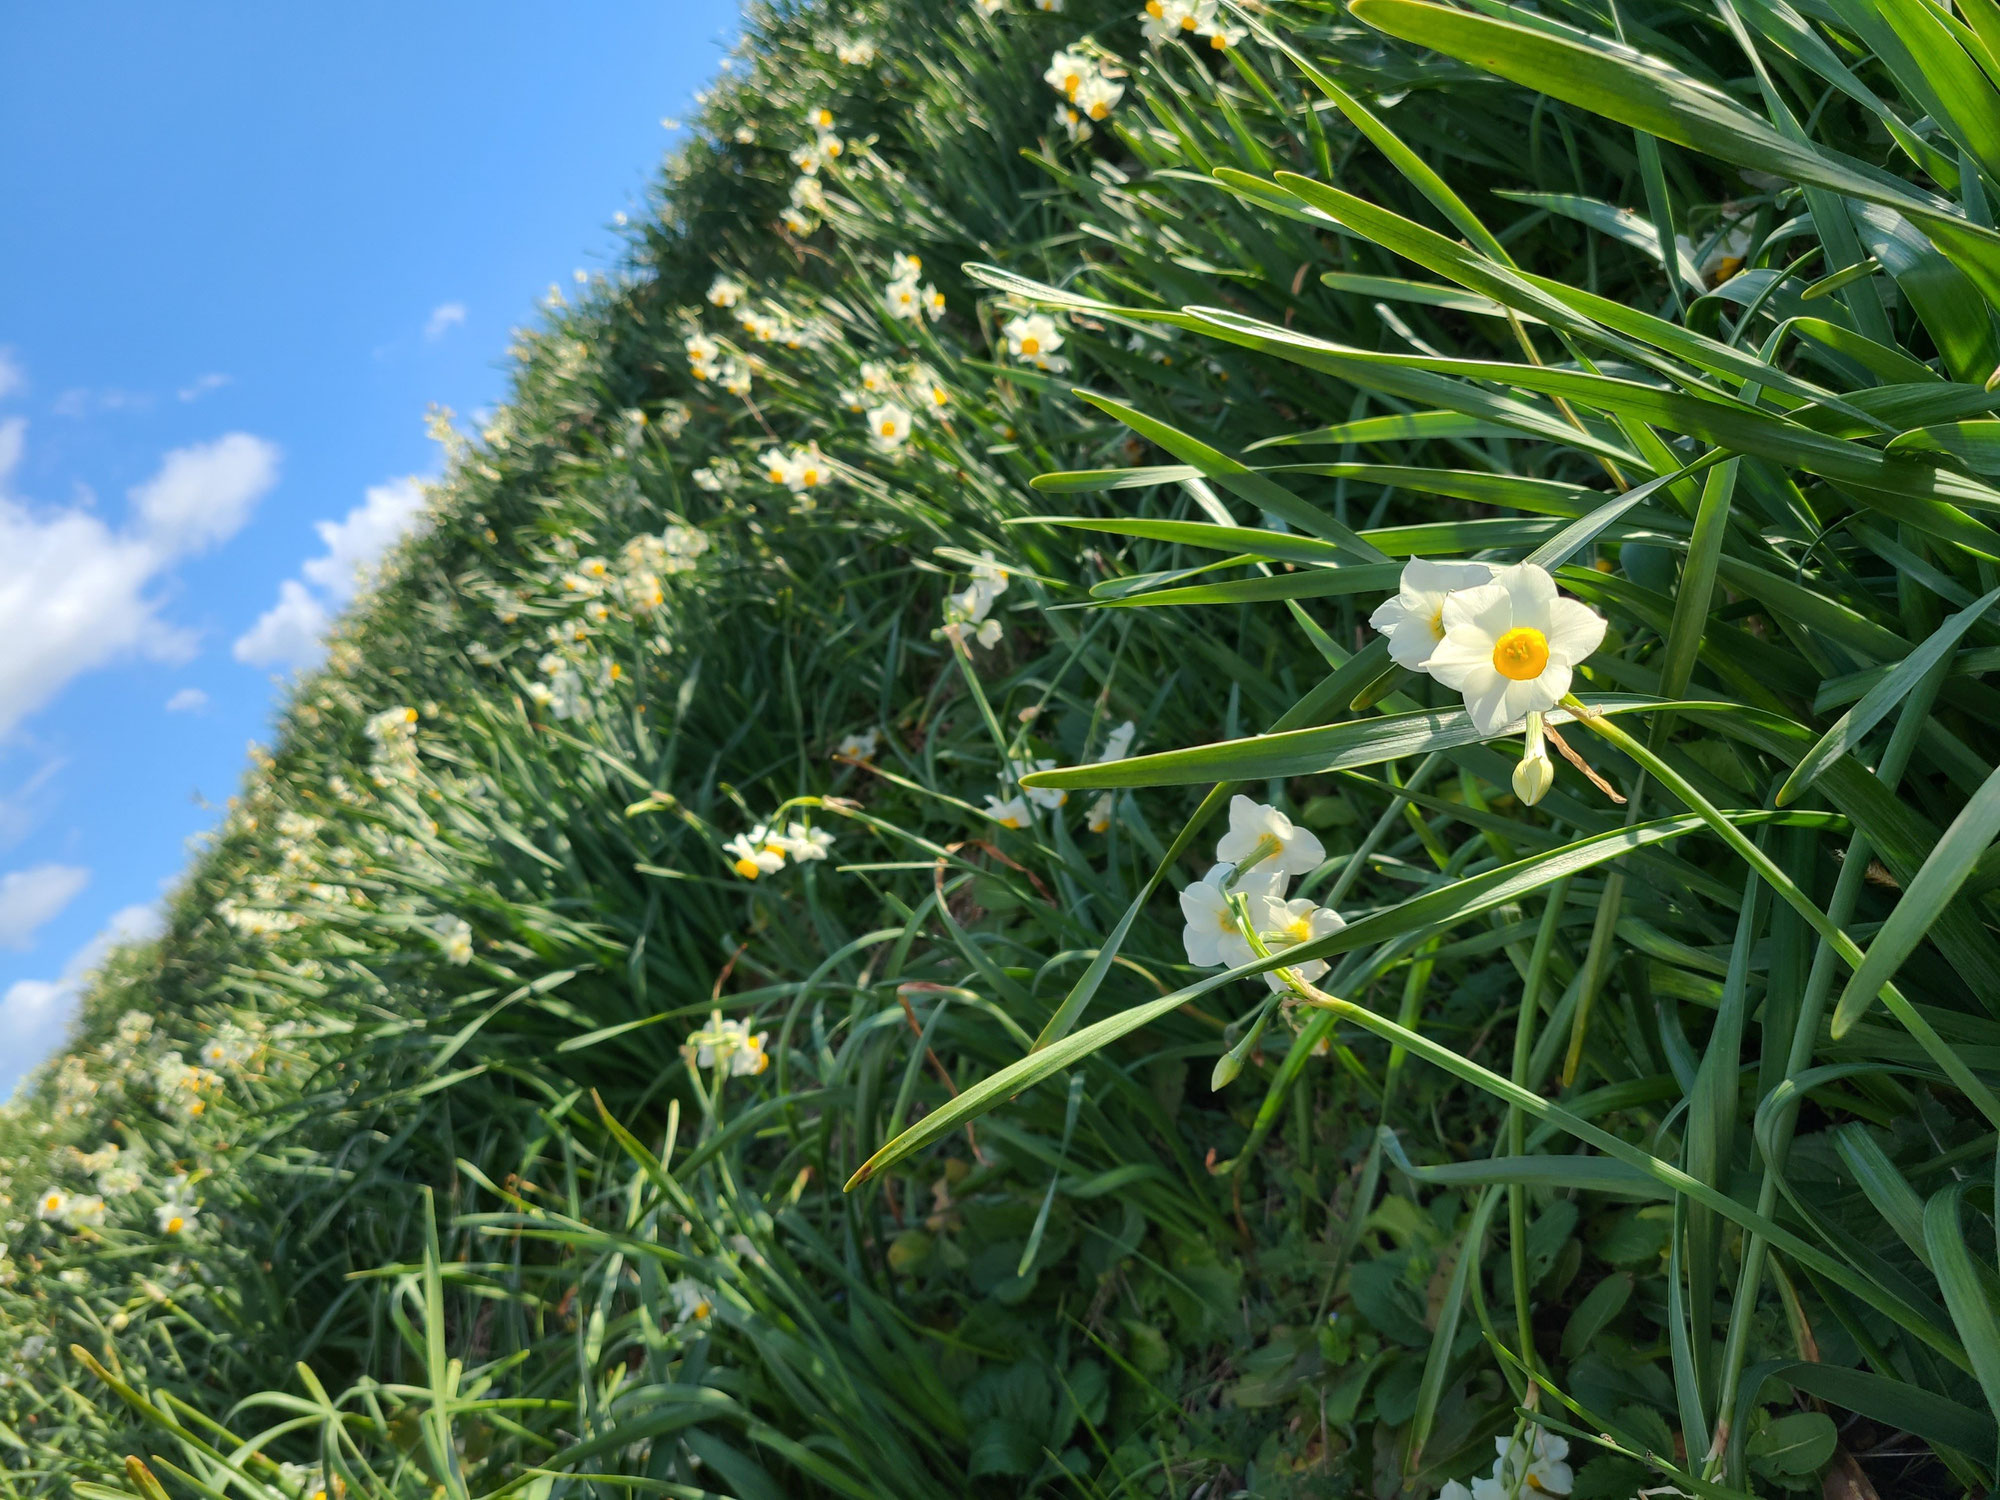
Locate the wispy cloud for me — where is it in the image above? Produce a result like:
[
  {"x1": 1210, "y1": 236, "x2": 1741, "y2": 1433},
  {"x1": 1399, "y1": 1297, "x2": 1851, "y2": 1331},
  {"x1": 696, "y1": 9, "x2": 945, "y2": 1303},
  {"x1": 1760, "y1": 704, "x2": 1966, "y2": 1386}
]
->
[
  {"x1": 424, "y1": 302, "x2": 467, "y2": 341},
  {"x1": 1, "y1": 902, "x2": 162, "y2": 1097},
  {"x1": 0, "y1": 429, "x2": 280, "y2": 735},
  {"x1": 0, "y1": 863, "x2": 89, "y2": 950},
  {"x1": 235, "y1": 476, "x2": 428, "y2": 670},
  {"x1": 164, "y1": 687, "x2": 209, "y2": 713},
  {"x1": 178, "y1": 373, "x2": 231, "y2": 402},
  {"x1": 0, "y1": 349, "x2": 23, "y2": 402},
  {"x1": 53, "y1": 387, "x2": 153, "y2": 418}
]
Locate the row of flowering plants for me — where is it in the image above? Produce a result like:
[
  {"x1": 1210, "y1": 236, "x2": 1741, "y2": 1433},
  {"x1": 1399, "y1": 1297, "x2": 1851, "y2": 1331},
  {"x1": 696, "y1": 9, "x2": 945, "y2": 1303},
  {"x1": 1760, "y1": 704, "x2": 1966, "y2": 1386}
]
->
[{"x1": 8, "y1": 0, "x2": 2000, "y2": 1497}]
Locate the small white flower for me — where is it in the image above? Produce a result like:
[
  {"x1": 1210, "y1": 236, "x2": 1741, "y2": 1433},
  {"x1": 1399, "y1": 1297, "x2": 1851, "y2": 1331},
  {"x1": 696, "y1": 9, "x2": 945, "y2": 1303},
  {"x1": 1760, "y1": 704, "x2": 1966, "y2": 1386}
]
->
[
  {"x1": 884, "y1": 276, "x2": 925, "y2": 321},
  {"x1": 1180, "y1": 865, "x2": 1256, "y2": 969},
  {"x1": 891, "y1": 251, "x2": 924, "y2": 281},
  {"x1": 725, "y1": 829, "x2": 786, "y2": 879},
  {"x1": 1055, "y1": 103, "x2": 1091, "y2": 142},
  {"x1": 1249, "y1": 894, "x2": 1344, "y2": 992},
  {"x1": 835, "y1": 728, "x2": 881, "y2": 761},
  {"x1": 835, "y1": 36, "x2": 878, "y2": 65},
  {"x1": 1003, "y1": 313, "x2": 1064, "y2": 362},
  {"x1": 706, "y1": 275, "x2": 745, "y2": 308},
  {"x1": 1086, "y1": 791, "x2": 1115, "y2": 833},
  {"x1": 155, "y1": 1200, "x2": 199, "y2": 1236},
  {"x1": 868, "y1": 402, "x2": 913, "y2": 450},
  {"x1": 1423, "y1": 563, "x2": 1607, "y2": 735},
  {"x1": 775, "y1": 822, "x2": 835, "y2": 861},
  {"x1": 1075, "y1": 74, "x2": 1124, "y2": 121},
  {"x1": 434, "y1": 915, "x2": 474, "y2": 965},
  {"x1": 35, "y1": 1188, "x2": 68, "y2": 1223},
  {"x1": 985, "y1": 794, "x2": 1033, "y2": 830},
  {"x1": 1097, "y1": 719, "x2": 1136, "y2": 762},
  {"x1": 1044, "y1": 49, "x2": 1095, "y2": 99},
  {"x1": 1368, "y1": 559, "x2": 1496, "y2": 671},
  {"x1": 669, "y1": 1277, "x2": 716, "y2": 1322},
  {"x1": 806, "y1": 104, "x2": 837, "y2": 132},
  {"x1": 1214, "y1": 795, "x2": 1325, "y2": 878}
]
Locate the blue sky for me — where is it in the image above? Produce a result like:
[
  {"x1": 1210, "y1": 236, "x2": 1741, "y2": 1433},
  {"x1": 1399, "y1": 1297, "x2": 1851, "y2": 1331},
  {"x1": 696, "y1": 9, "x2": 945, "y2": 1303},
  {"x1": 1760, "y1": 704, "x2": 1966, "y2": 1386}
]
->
[{"x1": 1, "y1": 3, "x2": 741, "y2": 1092}]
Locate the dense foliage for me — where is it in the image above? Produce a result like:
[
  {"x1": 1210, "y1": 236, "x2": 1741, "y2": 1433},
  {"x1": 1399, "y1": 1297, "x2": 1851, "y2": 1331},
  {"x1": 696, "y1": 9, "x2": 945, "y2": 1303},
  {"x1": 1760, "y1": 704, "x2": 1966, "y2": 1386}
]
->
[{"x1": 7, "y1": 0, "x2": 2000, "y2": 1496}]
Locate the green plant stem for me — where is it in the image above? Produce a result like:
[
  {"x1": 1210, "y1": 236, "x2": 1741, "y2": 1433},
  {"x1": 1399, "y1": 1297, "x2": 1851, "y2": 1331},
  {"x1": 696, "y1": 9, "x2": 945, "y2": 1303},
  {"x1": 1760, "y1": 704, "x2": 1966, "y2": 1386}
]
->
[{"x1": 1508, "y1": 877, "x2": 1570, "y2": 1401}]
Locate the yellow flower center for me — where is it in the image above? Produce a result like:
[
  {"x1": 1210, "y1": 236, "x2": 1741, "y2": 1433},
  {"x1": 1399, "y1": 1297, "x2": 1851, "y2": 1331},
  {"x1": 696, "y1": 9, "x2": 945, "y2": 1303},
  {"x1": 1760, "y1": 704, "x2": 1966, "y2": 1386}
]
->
[
  {"x1": 695, "y1": 1299, "x2": 712, "y2": 1318},
  {"x1": 1210, "y1": 33, "x2": 1228, "y2": 48},
  {"x1": 1282, "y1": 915, "x2": 1312, "y2": 945},
  {"x1": 1491, "y1": 627, "x2": 1550, "y2": 681},
  {"x1": 733, "y1": 858, "x2": 761, "y2": 879},
  {"x1": 1088, "y1": 101, "x2": 1110, "y2": 119},
  {"x1": 165, "y1": 1216, "x2": 184, "y2": 1235},
  {"x1": 1020, "y1": 335, "x2": 1040, "y2": 355},
  {"x1": 1428, "y1": 606, "x2": 1446, "y2": 640},
  {"x1": 1064, "y1": 74, "x2": 1081, "y2": 97},
  {"x1": 1147, "y1": 0, "x2": 1163, "y2": 12},
  {"x1": 1000, "y1": 813, "x2": 1025, "y2": 829},
  {"x1": 880, "y1": 420, "x2": 897, "y2": 436}
]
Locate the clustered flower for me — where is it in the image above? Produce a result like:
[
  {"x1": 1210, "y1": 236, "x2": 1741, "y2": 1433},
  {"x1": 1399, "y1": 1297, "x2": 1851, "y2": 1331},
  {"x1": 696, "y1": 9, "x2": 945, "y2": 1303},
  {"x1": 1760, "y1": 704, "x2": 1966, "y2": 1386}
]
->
[
  {"x1": 1180, "y1": 796, "x2": 1341, "y2": 992},
  {"x1": 1002, "y1": 311, "x2": 1069, "y2": 372},
  {"x1": 1370, "y1": 560, "x2": 1606, "y2": 805},
  {"x1": 884, "y1": 251, "x2": 946, "y2": 324},
  {"x1": 1141, "y1": 0, "x2": 1246, "y2": 49},
  {"x1": 940, "y1": 551, "x2": 1011, "y2": 651},
  {"x1": 724, "y1": 821, "x2": 836, "y2": 881},
  {"x1": 1044, "y1": 47, "x2": 1125, "y2": 141},
  {"x1": 685, "y1": 1013, "x2": 772, "y2": 1076}
]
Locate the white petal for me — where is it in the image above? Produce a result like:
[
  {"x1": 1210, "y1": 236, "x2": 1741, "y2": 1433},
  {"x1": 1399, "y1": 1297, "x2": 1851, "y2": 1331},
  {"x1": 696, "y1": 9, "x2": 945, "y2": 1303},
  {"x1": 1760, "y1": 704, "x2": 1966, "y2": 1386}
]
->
[
  {"x1": 1440, "y1": 578, "x2": 1514, "y2": 641},
  {"x1": 1545, "y1": 596, "x2": 1607, "y2": 664},
  {"x1": 1400, "y1": 558, "x2": 1494, "y2": 594},
  {"x1": 1367, "y1": 593, "x2": 1413, "y2": 633},
  {"x1": 1495, "y1": 561, "x2": 1558, "y2": 616},
  {"x1": 1422, "y1": 634, "x2": 1496, "y2": 690},
  {"x1": 1387, "y1": 617, "x2": 1440, "y2": 670},
  {"x1": 1461, "y1": 672, "x2": 1515, "y2": 734}
]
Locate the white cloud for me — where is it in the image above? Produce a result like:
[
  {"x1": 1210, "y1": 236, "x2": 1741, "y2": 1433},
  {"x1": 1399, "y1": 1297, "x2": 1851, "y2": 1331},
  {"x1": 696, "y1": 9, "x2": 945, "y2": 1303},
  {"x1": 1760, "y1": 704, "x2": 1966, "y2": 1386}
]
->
[
  {"x1": 425, "y1": 302, "x2": 467, "y2": 341},
  {"x1": 178, "y1": 373, "x2": 231, "y2": 402},
  {"x1": 235, "y1": 476, "x2": 427, "y2": 670},
  {"x1": 131, "y1": 432, "x2": 281, "y2": 551},
  {"x1": 0, "y1": 349, "x2": 22, "y2": 402},
  {"x1": 0, "y1": 863, "x2": 89, "y2": 950},
  {"x1": 232, "y1": 579, "x2": 328, "y2": 668},
  {"x1": 0, "y1": 429, "x2": 280, "y2": 736},
  {"x1": 0, "y1": 417, "x2": 23, "y2": 484},
  {"x1": 164, "y1": 687, "x2": 209, "y2": 713},
  {"x1": 0, "y1": 902, "x2": 162, "y2": 1097},
  {"x1": 53, "y1": 387, "x2": 151, "y2": 418}
]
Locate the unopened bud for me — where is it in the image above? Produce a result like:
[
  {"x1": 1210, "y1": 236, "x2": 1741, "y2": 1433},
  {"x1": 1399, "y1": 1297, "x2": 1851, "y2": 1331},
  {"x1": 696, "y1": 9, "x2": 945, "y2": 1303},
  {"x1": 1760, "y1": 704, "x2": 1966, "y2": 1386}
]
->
[{"x1": 1513, "y1": 713, "x2": 1555, "y2": 806}]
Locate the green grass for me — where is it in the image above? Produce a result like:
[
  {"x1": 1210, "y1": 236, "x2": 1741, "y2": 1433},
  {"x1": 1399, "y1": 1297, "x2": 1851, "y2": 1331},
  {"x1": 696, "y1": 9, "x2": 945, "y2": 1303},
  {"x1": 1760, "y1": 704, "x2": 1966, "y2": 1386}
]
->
[{"x1": 6, "y1": 0, "x2": 2000, "y2": 1496}]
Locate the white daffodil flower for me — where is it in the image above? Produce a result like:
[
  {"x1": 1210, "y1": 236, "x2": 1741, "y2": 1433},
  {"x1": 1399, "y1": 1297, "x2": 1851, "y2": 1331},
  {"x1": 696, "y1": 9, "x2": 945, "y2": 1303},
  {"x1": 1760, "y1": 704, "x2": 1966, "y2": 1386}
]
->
[
  {"x1": 1215, "y1": 795, "x2": 1325, "y2": 878},
  {"x1": 725, "y1": 830, "x2": 786, "y2": 879},
  {"x1": 156, "y1": 1200, "x2": 199, "y2": 1236},
  {"x1": 1075, "y1": 74, "x2": 1124, "y2": 121},
  {"x1": 434, "y1": 915, "x2": 474, "y2": 965},
  {"x1": 1086, "y1": 792, "x2": 1115, "y2": 833},
  {"x1": 1003, "y1": 313, "x2": 1064, "y2": 362},
  {"x1": 1472, "y1": 1430, "x2": 1573, "y2": 1498},
  {"x1": 668, "y1": 1277, "x2": 715, "y2": 1322},
  {"x1": 1055, "y1": 102, "x2": 1091, "y2": 142},
  {"x1": 891, "y1": 251, "x2": 924, "y2": 281},
  {"x1": 1180, "y1": 868, "x2": 1256, "y2": 970},
  {"x1": 1423, "y1": 563, "x2": 1607, "y2": 735},
  {"x1": 1250, "y1": 895, "x2": 1344, "y2": 992},
  {"x1": 806, "y1": 104, "x2": 837, "y2": 131},
  {"x1": 35, "y1": 1188, "x2": 68, "y2": 1223},
  {"x1": 1368, "y1": 559, "x2": 1496, "y2": 671},
  {"x1": 985, "y1": 794, "x2": 1033, "y2": 829},
  {"x1": 776, "y1": 823, "x2": 834, "y2": 860},
  {"x1": 1044, "y1": 49, "x2": 1094, "y2": 99},
  {"x1": 868, "y1": 402, "x2": 913, "y2": 450},
  {"x1": 706, "y1": 276, "x2": 745, "y2": 308},
  {"x1": 1097, "y1": 719, "x2": 1136, "y2": 762},
  {"x1": 884, "y1": 276, "x2": 925, "y2": 320},
  {"x1": 836, "y1": 728, "x2": 880, "y2": 761}
]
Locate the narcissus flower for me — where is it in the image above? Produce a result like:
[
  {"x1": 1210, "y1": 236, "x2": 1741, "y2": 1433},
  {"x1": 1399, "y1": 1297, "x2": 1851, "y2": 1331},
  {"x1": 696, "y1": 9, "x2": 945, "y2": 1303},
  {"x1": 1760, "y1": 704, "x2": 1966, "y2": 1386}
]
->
[
  {"x1": 1003, "y1": 313, "x2": 1064, "y2": 362},
  {"x1": 706, "y1": 276, "x2": 745, "y2": 308},
  {"x1": 725, "y1": 830, "x2": 786, "y2": 879},
  {"x1": 1249, "y1": 895, "x2": 1344, "y2": 992},
  {"x1": 669, "y1": 1277, "x2": 716, "y2": 1322},
  {"x1": 1215, "y1": 795, "x2": 1325, "y2": 877},
  {"x1": 688, "y1": 1014, "x2": 771, "y2": 1076},
  {"x1": 1011, "y1": 760, "x2": 1067, "y2": 811},
  {"x1": 1180, "y1": 865, "x2": 1256, "y2": 969},
  {"x1": 1423, "y1": 563, "x2": 1606, "y2": 734},
  {"x1": 1075, "y1": 74, "x2": 1125, "y2": 121},
  {"x1": 806, "y1": 104, "x2": 837, "y2": 131},
  {"x1": 884, "y1": 277, "x2": 925, "y2": 320},
  {"x1": 836, "y1": 728, "x2": 881, "y2": 761},
  {"x1": 156, "y1": 1200, "x2": 199, "y2": 1236},
  {"x1": 1367, "y1": 559, "x2": 1496, "y2": 671},
  {"x1": 1097, "y1": 719, "x2": 1136, "y2": 762},
  {"x1": 775, "y1": 823, "x2": 835, "y2": 861},
  {"x1": 985, "y1": 794, "x2": 1032, "y2": 829},
  {"x1": 434, "y1": 915, "x2": 473, "y2": 965},
  {"x1": 35, "y1": 1188, "x2": 69, "y2": 1222},
  {"x1": 891, "y1": 251, "x2": 924, "y2": 281},
  {"x1": 1045, "y1": 49, "x2": 1094, "y2": 99},
  {"x1": 868, "y1": 402, "x2": 913, "y2": 450},
  {"x1": 1086, "y1": 792, "x2": 1115, "y2": 833}
]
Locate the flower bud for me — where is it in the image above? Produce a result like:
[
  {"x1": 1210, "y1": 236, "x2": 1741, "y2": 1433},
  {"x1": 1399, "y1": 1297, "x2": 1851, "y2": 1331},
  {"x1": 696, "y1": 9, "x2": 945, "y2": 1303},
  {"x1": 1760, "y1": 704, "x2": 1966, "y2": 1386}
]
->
[{"x1": 1513, "y1": 712, "x2": 1554, "y2": 806}]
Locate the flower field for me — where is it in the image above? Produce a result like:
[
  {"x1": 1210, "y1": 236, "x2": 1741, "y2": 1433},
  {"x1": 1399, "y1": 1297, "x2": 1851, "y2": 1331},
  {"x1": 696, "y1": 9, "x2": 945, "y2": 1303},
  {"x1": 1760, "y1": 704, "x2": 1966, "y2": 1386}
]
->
[{"x1": 7, "y1": 0, "x2": 2000, "y2": 1495}]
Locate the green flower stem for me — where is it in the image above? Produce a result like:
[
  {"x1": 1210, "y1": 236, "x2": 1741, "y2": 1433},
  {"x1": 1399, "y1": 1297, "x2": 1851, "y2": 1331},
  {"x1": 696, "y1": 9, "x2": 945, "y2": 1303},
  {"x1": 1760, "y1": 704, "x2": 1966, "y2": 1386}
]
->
[{"x1": 1509, "y1": 877, "x2": 1571, "y2": 1400}]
